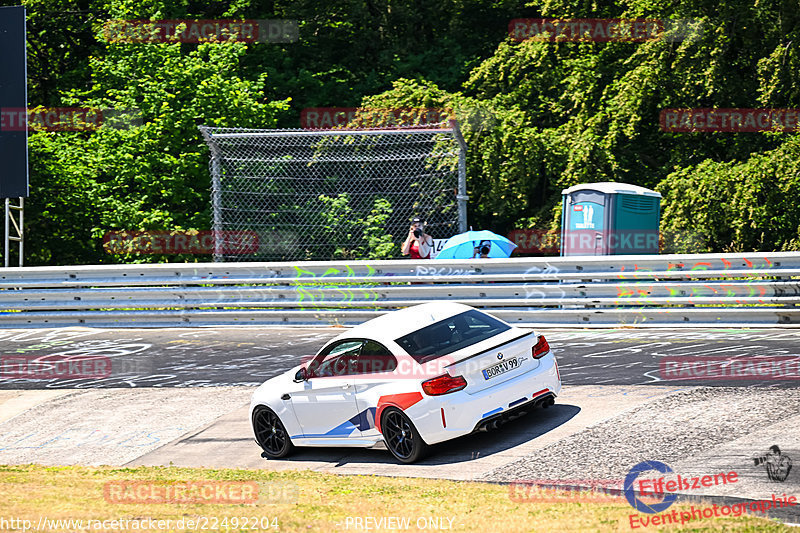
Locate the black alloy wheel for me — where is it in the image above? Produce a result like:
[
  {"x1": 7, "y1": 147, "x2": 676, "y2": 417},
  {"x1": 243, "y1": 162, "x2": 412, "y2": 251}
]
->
[
  {"x1": 252, "y1": 406, "x2": 295, "y2": 459},
  {"x1": 381, "y1": 408, "x2": 429, "y2": 464}
]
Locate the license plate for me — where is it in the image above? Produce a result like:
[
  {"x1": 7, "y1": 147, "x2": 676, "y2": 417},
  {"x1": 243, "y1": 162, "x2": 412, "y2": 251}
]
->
[{"x1": 482, "y1": 358, "x2": 520, "y2": 380}]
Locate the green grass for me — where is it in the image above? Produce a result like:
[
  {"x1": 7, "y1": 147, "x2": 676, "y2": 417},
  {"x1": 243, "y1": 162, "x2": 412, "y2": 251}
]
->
[{"x1": 0, "y1": 464, "x2": 794, "y2": 532}]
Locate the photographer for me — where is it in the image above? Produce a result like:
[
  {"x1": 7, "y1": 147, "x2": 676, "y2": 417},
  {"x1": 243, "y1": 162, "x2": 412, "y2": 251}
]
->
[
  {"x1": 473, "y1": 240, "x2": 491, "y2": 258},
  {"x1": 401, "y1": 217, "x2": 433, "y2": 259},
  {"x1": 754, "y1": 445, "x2": 792, "y2": 482}
]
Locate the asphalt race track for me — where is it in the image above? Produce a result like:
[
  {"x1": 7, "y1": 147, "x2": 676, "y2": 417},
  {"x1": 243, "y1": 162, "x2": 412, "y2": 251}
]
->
[
  {"x1": 1, "y1": 327, "x2": 799, "y2": 389},
  {"x1": 0, "y1": 326, "x2": 799, "y2": 522}
]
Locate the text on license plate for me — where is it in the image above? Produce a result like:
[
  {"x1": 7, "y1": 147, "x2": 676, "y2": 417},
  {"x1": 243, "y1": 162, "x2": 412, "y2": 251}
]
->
[{"x1": 482, "y1": 358, "x2": 520, "y2": 380}]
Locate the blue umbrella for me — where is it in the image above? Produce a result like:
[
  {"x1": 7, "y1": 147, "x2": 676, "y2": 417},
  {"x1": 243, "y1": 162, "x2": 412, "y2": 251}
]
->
[{"x1": 434, "y1": 230, "x2": 517, "y2": 259}]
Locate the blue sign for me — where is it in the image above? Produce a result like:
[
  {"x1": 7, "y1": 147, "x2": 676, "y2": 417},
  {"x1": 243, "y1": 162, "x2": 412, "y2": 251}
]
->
[{"x1": 569, "y1": 201, "x2": 603, "y2": 231}]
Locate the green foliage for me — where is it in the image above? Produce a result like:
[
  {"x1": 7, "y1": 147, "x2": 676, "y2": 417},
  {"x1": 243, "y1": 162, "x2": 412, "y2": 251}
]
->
[
  {"x1": 318, "y1": 193, "x2": 355, "y2": 259},
  {"x1": 361, "y1": 198, "x2": 396, "y2": 259},
  {"x1": 317, "y1": 194, "x2": 396, "y2": 259},
  {"x1": 12, "y1": 0, "x2": 800, "y2": 263},
  {"x1": 363, "y1": 0, "x2": 800, "y2": 251},
  {"x1": 14, "y1": 0, "x2": 526, "y2": 264},
  {"x1": 25, "y1": 37, "x2": 288, "y2": 264},
  {"x1": 658, "y1": 137, "x2": 800, "y2": 253}
]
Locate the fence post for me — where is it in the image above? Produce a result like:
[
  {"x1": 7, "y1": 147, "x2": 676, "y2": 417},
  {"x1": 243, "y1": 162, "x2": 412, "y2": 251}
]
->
[{"x1": 452, "y1": 120, "x2": 469, "y2": 234}]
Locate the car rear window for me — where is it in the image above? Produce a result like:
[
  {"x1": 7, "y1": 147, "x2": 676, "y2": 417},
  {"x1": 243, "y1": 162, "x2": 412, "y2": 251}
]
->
[{"x1": 395, "y1": 309, "x2": 511, "y2": 363}]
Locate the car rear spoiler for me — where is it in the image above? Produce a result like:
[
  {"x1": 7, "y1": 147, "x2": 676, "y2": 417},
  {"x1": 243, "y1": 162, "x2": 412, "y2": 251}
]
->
[{"x1": 445, "y1": 331, "x2": 535, "y2": 366}]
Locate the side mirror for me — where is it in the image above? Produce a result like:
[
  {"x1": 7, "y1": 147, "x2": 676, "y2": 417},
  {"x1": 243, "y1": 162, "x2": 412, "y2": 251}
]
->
[{"x1": 294, "y1": 367, "x2": 308, "y2": 382}]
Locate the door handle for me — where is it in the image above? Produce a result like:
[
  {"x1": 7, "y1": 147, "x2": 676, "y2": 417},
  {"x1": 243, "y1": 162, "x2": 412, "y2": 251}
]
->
[{"x1": 341, "y1": 384, "x2": 351, "y2": 389}]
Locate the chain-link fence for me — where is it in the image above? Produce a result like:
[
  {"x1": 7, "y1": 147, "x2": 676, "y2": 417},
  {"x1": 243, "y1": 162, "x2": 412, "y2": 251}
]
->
[{"x1": 199, "y1": 122, "x2": 467, "y2": 261}]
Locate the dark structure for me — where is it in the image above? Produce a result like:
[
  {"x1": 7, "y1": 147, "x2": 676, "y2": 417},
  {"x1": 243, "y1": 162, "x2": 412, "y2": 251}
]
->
[{"x1": 0, "y1": 5, "x2": 28, "y2": 199}]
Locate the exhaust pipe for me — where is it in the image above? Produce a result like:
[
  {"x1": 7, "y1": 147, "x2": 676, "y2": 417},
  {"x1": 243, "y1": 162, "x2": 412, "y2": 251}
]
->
[
  {"x1": 536, "y1": 396, "x2": 555, "y2": 409},
  {"x1": 507, "y1": 410, "x2": 526, "y2": 422},
  {"x1": 475, "y1": 396, "x2": 556, "y2": 432}
]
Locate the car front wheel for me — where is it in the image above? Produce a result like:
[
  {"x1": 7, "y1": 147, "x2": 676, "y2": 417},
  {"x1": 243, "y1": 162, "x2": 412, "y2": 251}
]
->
[
  {"x1": 381, "y1": 408, "x2": 429, "y2": 464},
  {"x1": 252, "y1": 406, "x2": 295, "y2": 459}
]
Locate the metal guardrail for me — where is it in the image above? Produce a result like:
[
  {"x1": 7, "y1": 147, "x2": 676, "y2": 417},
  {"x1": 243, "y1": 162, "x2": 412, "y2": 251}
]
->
[{"x1": 0, "y1": 252, "x2": 798, "y2": 328}]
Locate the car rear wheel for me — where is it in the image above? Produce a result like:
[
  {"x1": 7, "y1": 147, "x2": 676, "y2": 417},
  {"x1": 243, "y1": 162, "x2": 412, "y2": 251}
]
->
[
  {"x1": 252, "y1": 406, "x2": 295, "y2": 459},
  {"x1": 381, "y1": 408, "x2": 429, "y2": 464}
]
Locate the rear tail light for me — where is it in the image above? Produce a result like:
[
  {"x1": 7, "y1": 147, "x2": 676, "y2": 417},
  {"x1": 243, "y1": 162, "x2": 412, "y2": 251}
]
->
[
  {"x1": 532, "y1": 335, "x2": 550, "y2": 359},
  {"x1": 422, "y1": 374, "x2": 467, "y2": 396}
]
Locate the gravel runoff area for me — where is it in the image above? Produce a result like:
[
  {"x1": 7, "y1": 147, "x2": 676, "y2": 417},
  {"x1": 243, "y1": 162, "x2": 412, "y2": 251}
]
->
[
  {"x1": 0, "y1": 387, "x2": 253, "y2": 466},
  {"x1": 480, "y1": 386, "x2": 800, "y2": 489}
]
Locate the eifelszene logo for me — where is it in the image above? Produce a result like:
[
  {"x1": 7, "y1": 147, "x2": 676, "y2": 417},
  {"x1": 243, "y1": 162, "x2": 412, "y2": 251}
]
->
[
  {"x1": 625, "y1": 460, "x2": 740, "y2": 514},
  {"x1": 624, "y1": 461, "x2": 678, "y2": 513}
]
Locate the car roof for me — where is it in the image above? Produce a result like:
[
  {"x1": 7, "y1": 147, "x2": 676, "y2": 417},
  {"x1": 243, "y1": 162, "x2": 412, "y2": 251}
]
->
[{"x1": 333, "y1": 302, "x2": 480, "y2": 346}]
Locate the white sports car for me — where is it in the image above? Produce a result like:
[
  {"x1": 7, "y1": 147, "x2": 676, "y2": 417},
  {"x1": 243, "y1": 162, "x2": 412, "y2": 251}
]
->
[{"x1": 250, "y1": 302, "x2": 561, "y2": 463}]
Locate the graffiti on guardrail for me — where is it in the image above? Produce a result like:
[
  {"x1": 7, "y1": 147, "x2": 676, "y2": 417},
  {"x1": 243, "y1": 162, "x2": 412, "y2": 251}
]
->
[
  {"x1": 548, "y1": 330, "x2": 800, "y2": 342},
  {"x1": 415, "y1": 265, "x2": 474, "y2": 277},
  {"x1": 291, "y1": 264, "x2": 382, "y2": 311},
  {"x1": 189, "y1": 263, "x2": 388, "y2": 312},
  {"x1": 613, "y1": 282, "x2": 793, "y2": 302},
  {"x1": 610, "y1": 256, "x2": 784, "y2": 304},
  {"x1": 615, "y1": 256, "x2": 777, "y2": 276},
  {"x1": 3, "y1": 254, "x2": 799, "y2": 327},
  {"x1": 523, "y1": 264, "x2": 564, "y2": 301}
]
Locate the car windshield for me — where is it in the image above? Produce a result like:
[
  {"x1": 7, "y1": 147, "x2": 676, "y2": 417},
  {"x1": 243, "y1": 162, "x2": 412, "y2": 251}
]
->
[{"x1": 395, "y1": 309, "x2": 511, "y2": 363}]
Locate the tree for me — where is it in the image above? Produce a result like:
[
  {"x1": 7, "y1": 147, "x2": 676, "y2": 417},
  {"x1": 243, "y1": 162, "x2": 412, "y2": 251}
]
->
[
  {"x1": 26, "y1": 38, "x2": 289, "y2": 264},
  {"x1": 364, "y1": 0, "x2": 800, "y2": 250}
]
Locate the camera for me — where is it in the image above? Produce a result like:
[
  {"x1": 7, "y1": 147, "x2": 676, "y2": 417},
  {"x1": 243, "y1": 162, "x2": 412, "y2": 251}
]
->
[
  {"x1": 413, "y1": 228, "x2": 422, "y2": 238},
  {"x1": 755, "y1": 445, "x2": 783, "y2": 465}
]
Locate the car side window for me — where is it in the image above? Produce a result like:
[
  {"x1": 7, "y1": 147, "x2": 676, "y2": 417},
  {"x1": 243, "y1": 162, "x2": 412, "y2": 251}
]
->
[
  {"x1": 356, "y1": 340, "x2": 398, "y2": 374},
  {"x1": 309, "y1": 340, "x2": 364, "y2": 377}
]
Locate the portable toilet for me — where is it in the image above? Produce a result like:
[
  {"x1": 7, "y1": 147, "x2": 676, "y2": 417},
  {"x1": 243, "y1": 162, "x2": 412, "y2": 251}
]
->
[{"x1": 560, "y1": 182, "x2": 661, "y2": 256}]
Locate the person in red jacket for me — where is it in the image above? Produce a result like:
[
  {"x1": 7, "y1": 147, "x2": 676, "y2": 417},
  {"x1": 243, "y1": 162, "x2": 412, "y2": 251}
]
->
[{"x1": 402, "y1": 217, "x2": 433, "y2": 259}]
